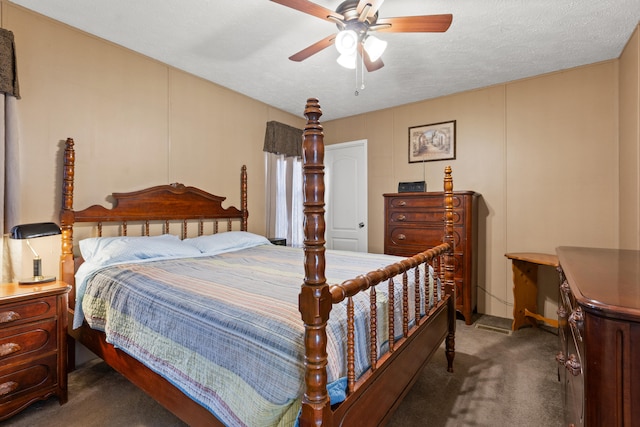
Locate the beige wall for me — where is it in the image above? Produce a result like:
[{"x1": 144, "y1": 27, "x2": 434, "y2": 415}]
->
[
  {"x1": 324, "y1": 61, "x2": 621, "y2": 319},
  {"x1": 619, "y1": 26, "x2": 640, "y2": 249},
  {"x1": 3, "y1": 2, "x2": 638, "y2": 321}
]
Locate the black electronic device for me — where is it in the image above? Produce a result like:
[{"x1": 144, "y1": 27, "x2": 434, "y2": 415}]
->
[{"x1": 398, "y1": 181, "x2": 427, "y2": 193}]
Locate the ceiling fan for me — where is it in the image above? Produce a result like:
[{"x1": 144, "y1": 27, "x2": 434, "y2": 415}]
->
[{"x1": 270, "y1": 0, "x2": 453, "y2": 72}]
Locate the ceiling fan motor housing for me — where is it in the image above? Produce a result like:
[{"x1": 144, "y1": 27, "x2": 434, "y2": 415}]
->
[{"x1": 334, "y1": 0, "x2": 379, "y2": 37}]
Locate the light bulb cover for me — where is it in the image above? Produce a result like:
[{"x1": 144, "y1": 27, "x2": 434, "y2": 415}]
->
[
  {"x1": 335, "y1": 30, "x2": 358, "y2": 55},
  {"x1": 336, "y1": 52, "x2": 356, "y2": 69},
  {"x1": 363, "y1": 35, "x2": 387, "y2": 62}
]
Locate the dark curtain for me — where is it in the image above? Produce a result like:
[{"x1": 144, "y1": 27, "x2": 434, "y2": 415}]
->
[
  {"x1": 263, "y1": 121, "x2": 302, "y2": 157},
  {"x1": 0, "y1": 28, "x2": 20, "y2": 99}
]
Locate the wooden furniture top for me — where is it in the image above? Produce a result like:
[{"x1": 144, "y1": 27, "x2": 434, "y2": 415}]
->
[
  {"x1": 557, "y1": 246, "x2": 640, "y2": 322},
  {"x1": 0, "y1": 281, "x2": 71, "y2": 303},
  {"x1": 383, "y1": 190, "x2": 477, "y2": 197},
  {"x1": 505, "y1": 252, "x2": 559, "y2": 267}
]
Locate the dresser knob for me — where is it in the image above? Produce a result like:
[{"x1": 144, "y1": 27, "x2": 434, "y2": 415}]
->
[
  {"x1": 397, "y1": 234, "x2": 406, "y2": 240},
  {"x1": 0, "y1": 311, "x2": 20, "y2": 324},
  {"x1": 0, "y1": 381, "x2": 18, "y2": 396},
  {"x1": 398, "y1": 201, "x2": 406, "y2": 206},
  {"x1": 557, "y1": 306, "x2": 567, "y2": 319},
  {"x1": 569, "y1": 307, "x2": 584, "y2": 341},
  {"x1": 555, "y1": 351, "x2": 566, "y2": 365},
  {"x1": 565, "y1": 354, "x2": 581, "y2": 376},
  {"x1": 0, "y1": 343, "x2": 22, "y2": 357},
  {"x1": 397, "y1": 215, "x2": 406, "y2": 221}
]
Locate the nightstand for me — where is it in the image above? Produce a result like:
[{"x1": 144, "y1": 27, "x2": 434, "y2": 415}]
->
[{"x1": 0, "y1": 281, "x2": 71, "y2": 421}]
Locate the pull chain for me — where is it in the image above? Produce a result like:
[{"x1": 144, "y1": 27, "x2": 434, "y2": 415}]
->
[{"x1": 354, "y1": 52, "x2": 365, "y2": 96}]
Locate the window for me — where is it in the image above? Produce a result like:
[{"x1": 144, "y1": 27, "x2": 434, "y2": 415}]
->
[{"x1": 263, "y1": 121, "x2": 304, "y2": 247}]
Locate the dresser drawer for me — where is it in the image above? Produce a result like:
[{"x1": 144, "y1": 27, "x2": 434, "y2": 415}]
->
[
  {"x1": 0, "y1": 353, "x2": 57, "y2": 405},
  {"x1": 388, "y1": 196, "x2": 464, "y2": 223},
  {"x1": 386, "y1": 225, "x2": 463, "y2": 249},
  {"x1": 388, "y1": 210, "x2": 462, "y2": 225},
  {"x1": 0, "y1": 319, "x2": 57, "y2": 364},
  {"x1": 0, "y1": 296, "x2": 58, "y2": 329},
  {"x1": 388, "y1": 194, "x2": 464, "y2": 210}
]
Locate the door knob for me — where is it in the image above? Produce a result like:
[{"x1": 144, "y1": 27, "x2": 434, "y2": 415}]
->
[{"x1": 358, "y1": 222, "x2": 365, "y2": 228}]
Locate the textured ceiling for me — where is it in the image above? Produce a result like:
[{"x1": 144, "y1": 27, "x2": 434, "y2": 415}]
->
[{"x1": 9, "y1": 0, "x2": 640, "y2": 121}]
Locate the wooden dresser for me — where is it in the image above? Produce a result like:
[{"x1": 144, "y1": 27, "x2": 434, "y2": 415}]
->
[
  {"x1": 0, "y1": 281, "x2": 70, "y2": 421},
  {"x1": 556, "y1": 247, "x2": 640, "y2": 427},
  {"x1": 384, "y1": 191, "x2": 479, "y2": 325}
]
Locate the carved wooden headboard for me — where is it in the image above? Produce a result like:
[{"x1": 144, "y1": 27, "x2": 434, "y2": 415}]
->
[{"x1": 58, "y1": 137, "x2": 248, "y2": 304}]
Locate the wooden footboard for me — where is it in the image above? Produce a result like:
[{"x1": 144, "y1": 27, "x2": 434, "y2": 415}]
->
[{"x1": 300, "y1": 98, "x2": 455, "y2": 426}]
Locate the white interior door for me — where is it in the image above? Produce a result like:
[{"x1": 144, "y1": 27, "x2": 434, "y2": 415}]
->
[{"x1": 325, "y1": 140, "x2": 367, "y2": 252}]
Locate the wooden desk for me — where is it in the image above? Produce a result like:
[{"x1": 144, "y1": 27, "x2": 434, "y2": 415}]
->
[{"x1": 505, "y1": 252, "x2": 559, "y2": 331}]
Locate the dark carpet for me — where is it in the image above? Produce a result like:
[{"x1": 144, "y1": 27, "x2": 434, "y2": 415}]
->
[{"x1": 5, "y1": 315, "x2": 562, "y2": 426}]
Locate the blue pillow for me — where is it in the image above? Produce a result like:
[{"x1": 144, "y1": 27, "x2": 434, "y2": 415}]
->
[
  {"x1": 79, "y1": 234, "x2": 201, "y2": 266},
  {"x1": 183, "y1": 231, "x2": 270, "y2": 255}
]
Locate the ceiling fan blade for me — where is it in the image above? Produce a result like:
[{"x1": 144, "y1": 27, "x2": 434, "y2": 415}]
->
[
  {"x1": 358, "y1": 43, "x2": 384, "y2": 72},
  {"x1": 289, "y1": 34, "x2": 337, "y2": 62},
  {"x1": 375, "y1": 14, "x2": 453, "y2": 33},
  {"x1": 357, "y1": 0, "x2": 385, "y2": 19},
  {"x1": 270, "y1": 0, "x2": 342, "y2": 22}
]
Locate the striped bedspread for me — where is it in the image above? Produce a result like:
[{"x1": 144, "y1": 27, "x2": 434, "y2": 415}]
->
[{"x1": 79, "y1": 244, "x2": 436, "y2": 426}]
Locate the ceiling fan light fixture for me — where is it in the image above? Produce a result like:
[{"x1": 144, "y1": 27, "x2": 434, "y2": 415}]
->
[
  {"x1": 336, "y1": 52, "x2": 357, "y2": 69},
  {"x1": 363, "y1": 35, "x2": 387, "y2": 62},
  {"x1": 335, "y1": 29, "x2": 358, "y2": 55}
]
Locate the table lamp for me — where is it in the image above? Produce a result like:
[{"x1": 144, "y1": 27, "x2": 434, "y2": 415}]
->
[{"x1": 10, "y1": 222, "x2": 61, "y2": 285}]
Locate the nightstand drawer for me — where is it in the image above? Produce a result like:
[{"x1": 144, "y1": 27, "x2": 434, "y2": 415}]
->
[
  {"x1": 0, "y1": 282, "x2": 69, "y2": 421},
  {"x1": 0, "y1": 354, "x2": 57, "y2": 405},
  {"x1": 0, "y1": 296, "x2": 58, "y2": 328},
  {"x1": 0, "y1": 319, "x2": 57, "y2": 363}
]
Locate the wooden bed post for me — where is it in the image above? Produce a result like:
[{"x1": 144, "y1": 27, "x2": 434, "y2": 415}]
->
[
  {"x1": 299, "y1": 98, "x2": 332, "y2": 426},
  {"x1": 241, "y1": 165, "x2": 248, "y2": 231},
  {"x1": 443, "y1": 166, "x2": 456, "y2": 372},
  {"x1": 60, "y1": 138, "x2": 76, "y2": 305}
]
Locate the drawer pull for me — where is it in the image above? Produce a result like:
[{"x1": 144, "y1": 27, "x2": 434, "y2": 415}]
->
[
  {"x1": 397, "y1": 215, "x2": 406, "y2": 221},
  {"x1": 0, "y1": 311, "x2": 20, "y2": 324},
  {"x1": 0, "y1": 381, "x2": 18, "y2": 396},
  {"x1": 398, "y1": 201, "x2": 406, "y2": 206},
  {"x1": 557, "y1": 305, "x2": 567, "y2": 320},
  {"x1": 555, "y1": 351, "x2": 566, "y2": 365},
  {"x1": 0, "y1": 342, "x2": 21, "y2": 357},
  {"x1": 565, "y1": 354, "x2": 581, "y2": 376},
  {"x1": 569, "y1": 307, "x2": 584, "y2": 341},
  {"x1": 397, "y1": 234, "x2": 406, "y2": 240}
]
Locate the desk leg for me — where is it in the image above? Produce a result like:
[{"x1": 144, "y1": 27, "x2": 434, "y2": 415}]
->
[{"x1": 511, "y1": 260, "x2": 539, "y2": 331}]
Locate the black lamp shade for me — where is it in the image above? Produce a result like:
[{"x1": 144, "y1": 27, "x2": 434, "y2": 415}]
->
[{"x1": 10, "y1": 222, "x2": 61, "y2": 239}]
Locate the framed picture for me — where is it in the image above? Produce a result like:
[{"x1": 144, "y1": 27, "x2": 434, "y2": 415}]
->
[{"x1": 408, "y1": 120, "x2": 456, "y2": 163}]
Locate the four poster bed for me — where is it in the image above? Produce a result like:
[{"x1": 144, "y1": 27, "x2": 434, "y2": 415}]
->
[{"x1": 60, "y1": 98, "x2": 457, "y2": 427}]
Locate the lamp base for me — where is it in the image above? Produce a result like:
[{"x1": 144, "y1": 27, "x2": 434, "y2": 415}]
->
[{"x1": 18, "y1": 275, "x2": 56, "y2": 285}]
